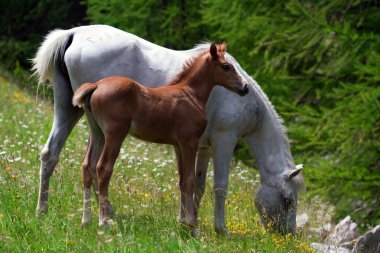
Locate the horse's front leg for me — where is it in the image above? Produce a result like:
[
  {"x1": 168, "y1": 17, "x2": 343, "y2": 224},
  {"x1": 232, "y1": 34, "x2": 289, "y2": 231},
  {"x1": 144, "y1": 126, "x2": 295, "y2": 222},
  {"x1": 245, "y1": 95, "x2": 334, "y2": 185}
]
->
[
  {"x1": 194, "y1": 147, "x2": 211, "y2": 216},
  {"x1": 211, "y1": 131, "x2": 238, "y2": 237},
  {"x1": 177, "y1": 142, "x2": 198, "y2": 236}
]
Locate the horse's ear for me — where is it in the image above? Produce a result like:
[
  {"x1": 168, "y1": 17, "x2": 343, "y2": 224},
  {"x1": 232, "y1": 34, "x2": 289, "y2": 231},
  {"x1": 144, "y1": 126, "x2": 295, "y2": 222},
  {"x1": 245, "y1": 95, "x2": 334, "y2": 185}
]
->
[
  {"x1": 210, "y1": 42, "x2": 218, "y2": 60},
  {"x1": 287, "y1": 167, "x2": 303, "y2": 179},
  {"x1": 220, "y1": 42, "x2": 227, "y2": 52}
]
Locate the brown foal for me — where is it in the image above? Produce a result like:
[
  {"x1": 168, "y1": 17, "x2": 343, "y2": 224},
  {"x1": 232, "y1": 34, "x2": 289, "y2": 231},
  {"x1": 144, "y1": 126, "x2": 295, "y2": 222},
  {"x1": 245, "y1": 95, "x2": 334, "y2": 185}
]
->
[{"x1": 72, "y1": 42, "x2": 248, "y2": 234}]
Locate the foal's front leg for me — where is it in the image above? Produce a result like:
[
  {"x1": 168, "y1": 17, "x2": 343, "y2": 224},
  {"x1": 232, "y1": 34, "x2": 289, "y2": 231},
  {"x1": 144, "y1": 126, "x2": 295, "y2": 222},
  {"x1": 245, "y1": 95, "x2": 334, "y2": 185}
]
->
[{"x1": 177, "y1": 142, "x2": 198, "y2": 236}]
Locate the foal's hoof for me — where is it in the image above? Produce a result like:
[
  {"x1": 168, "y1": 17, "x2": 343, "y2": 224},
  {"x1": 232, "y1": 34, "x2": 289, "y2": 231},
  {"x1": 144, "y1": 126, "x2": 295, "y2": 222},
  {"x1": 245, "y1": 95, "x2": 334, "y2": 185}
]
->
[
  {"x1": 99, "y1": 218, "x2": 116, "y2": 230},
  {"x1": 81, "y1": 219, "x2": 92, "y2": 228},
  {"x1": 215, "y1": 228, "x2": 231, "y2": 238},
  {"x1": 179, "y1": 220, "x2": 199, "y2": 237},
  {"x1": 36, "y1": 203, "x2": 48, "y2": 217}
]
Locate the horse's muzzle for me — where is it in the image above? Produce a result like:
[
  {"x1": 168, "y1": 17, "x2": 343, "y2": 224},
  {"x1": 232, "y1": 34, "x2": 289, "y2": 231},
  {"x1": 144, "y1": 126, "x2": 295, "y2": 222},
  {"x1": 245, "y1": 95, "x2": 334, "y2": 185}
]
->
[{"x1": 237, "y1": 84, "x2": 249, "y2": 96}]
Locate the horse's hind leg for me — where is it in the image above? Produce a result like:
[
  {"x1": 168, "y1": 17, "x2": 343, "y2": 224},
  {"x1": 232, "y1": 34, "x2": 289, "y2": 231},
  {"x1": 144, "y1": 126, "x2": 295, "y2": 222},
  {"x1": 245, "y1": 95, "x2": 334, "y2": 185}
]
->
[
  {"x1": 36, "y1": 69, "x2": 83, "y2": 216},
  {"x1": 194, "y1": 147, "x2": 211, "y2": 216},
  {"x1": 211, "y1": 132, "x2": 238, "y2": 237}
]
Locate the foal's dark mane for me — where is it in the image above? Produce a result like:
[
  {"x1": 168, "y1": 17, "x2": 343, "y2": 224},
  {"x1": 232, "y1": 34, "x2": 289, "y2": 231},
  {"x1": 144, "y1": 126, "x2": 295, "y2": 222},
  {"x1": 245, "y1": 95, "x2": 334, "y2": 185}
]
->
[{"x1": 167, "y1": 50, "x2": 208, "y2": 86}]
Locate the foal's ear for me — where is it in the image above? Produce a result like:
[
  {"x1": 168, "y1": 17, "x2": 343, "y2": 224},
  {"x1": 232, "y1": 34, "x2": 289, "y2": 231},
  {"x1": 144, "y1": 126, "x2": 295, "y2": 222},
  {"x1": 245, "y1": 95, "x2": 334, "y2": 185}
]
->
[
  {"x1": 220, "y1": 42, "x2": 227, "y2": 52},
  {"x1": 210, "y1": 42, "x2": 218, "y2": 60}
]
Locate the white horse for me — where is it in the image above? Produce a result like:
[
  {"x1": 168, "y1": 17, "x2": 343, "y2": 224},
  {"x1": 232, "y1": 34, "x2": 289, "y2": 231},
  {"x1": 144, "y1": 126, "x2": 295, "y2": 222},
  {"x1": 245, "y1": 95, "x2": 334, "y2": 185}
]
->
[{"x1": 32, "y1": 25, "x2": 304, "y2": 235}]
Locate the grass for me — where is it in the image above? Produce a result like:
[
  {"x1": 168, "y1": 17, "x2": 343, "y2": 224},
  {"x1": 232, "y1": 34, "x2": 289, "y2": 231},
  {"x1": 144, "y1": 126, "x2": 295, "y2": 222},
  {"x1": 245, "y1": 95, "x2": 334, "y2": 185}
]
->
[{"x1": 0, "y1": 75, "x2": 316, "y2": 252}]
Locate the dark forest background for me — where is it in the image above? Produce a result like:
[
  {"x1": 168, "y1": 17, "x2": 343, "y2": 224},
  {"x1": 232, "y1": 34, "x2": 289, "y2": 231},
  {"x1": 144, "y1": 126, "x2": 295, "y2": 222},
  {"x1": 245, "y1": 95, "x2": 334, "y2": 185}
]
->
[{"x1": 1, "y1": 0, "x2": 379, "y2": 229}]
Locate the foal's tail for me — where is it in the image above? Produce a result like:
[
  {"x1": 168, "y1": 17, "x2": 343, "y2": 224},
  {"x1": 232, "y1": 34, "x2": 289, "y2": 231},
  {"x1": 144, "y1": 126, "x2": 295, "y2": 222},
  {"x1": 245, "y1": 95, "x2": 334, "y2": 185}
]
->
[{"x1": 72, "y1": 83, "x2": 98, "y2": 108}]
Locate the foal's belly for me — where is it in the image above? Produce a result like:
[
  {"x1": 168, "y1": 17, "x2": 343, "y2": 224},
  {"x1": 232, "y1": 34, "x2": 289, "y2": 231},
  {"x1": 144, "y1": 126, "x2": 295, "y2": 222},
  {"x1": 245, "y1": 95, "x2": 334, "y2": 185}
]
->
[{"x1": 129, "y1": 119, "x2": 177, "y2": 145}]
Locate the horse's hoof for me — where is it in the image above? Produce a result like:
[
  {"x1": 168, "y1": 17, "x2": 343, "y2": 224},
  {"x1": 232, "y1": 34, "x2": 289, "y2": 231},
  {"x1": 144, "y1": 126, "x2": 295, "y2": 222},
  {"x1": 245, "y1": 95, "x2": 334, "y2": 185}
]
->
[
  {"x1": 99, "y1": 221, "x2": 110, "y2": 229},
  {"x1": 36, "y1": 204, "x2": 48, "y2": 217},
  {"x1": 215, "y1": 228, "x2": 231, "y2": 238},
  {"x1": 107, "y1": 205, "x2": 116, "y2": 217}
]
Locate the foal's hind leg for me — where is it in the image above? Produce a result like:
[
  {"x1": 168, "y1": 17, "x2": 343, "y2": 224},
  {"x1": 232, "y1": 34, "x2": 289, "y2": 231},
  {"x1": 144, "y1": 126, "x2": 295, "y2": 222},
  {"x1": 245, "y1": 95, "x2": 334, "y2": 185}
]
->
[
  {"x1": 82, "y1": 111, "x2": 115, "y2": 222},
  {"x1": 97, "y1": 131, "x2": 127, "y2": 226},
  {"x1": 36, "y1": 71, "x2": 83, "y2": 216},
  {"x1": 174, "y1": 146, "x2": 185, "y2": 222}
]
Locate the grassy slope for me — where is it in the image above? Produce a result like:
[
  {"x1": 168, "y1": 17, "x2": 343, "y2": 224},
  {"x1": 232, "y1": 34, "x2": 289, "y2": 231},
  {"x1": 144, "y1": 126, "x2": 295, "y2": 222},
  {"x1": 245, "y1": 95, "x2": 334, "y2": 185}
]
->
[{"x1": 0, "y1": 76, "x2": 315, "y2": 252}]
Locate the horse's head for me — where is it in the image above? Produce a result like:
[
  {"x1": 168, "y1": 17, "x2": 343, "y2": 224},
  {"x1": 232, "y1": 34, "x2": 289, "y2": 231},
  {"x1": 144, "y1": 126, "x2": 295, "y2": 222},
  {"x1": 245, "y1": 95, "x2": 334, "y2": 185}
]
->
[
  {"x1": 208, "y1": 42, "x2": 249, "y2": 96},
  {"x1": 254, "y1": 167, "x2": 304, "y2": 235}
]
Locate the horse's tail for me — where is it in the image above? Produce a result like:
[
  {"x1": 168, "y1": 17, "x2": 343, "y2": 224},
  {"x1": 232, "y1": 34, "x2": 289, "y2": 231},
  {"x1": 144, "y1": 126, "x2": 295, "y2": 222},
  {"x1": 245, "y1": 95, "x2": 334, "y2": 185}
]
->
[
  {"x1": 31, "y1": 29, "x2": 74, "y2": 84},
  {"x1": 72, "y1": 83, "x2": 98, "y2": 108}
]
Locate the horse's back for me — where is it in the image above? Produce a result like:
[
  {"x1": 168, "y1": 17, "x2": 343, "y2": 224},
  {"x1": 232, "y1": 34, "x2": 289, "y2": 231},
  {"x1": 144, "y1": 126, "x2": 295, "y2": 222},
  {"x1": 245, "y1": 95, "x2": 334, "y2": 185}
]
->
[{"x1": 64, "y1": 25, "x2": 183, "y2": 90}]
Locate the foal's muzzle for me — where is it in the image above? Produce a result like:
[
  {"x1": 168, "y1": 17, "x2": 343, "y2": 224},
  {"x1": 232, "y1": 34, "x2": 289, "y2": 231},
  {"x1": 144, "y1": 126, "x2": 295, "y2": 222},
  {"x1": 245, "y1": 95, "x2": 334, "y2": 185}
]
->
[{"x1": 237, "y1": 84, "x2": 249, "y2": 96}]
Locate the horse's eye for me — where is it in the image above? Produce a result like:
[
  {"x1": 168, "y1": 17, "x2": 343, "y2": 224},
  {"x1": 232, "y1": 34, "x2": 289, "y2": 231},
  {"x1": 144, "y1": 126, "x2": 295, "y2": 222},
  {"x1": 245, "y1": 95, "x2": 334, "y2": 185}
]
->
[
  {"x1": 222, "y1": 64, "x2": 230, "y2": 71},
  {"x1": 284, "y1": 198, "x2": 292, "y2": 210}
]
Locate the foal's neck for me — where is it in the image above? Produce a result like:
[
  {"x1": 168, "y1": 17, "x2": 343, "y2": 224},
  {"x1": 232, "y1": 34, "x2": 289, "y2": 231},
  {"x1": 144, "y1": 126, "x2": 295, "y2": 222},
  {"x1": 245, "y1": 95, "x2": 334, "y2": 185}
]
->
[{"x1": 178, "y1": 59, "x2": 214, "y2": 107}]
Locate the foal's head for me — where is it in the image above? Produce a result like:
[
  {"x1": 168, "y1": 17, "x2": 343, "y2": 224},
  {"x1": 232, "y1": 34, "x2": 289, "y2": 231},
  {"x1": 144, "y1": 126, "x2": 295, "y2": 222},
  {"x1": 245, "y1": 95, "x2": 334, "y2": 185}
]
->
[{"x1": 207, "y1": 42, "x2": 249, "y2": 96}]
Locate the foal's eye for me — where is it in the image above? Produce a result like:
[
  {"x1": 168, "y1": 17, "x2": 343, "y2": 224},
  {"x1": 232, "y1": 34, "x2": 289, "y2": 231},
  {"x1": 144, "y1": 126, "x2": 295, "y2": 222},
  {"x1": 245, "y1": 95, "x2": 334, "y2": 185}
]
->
[{"x1": 222, "y1": 64, "x2": 230, "y2": 71}]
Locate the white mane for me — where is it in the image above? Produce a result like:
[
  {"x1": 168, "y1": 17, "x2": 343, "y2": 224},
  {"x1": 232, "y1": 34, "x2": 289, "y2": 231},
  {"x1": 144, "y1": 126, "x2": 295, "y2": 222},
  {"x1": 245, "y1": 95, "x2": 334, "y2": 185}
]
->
[{"x1": 224, "y1": 53, "x2": 305, "y2": 191}]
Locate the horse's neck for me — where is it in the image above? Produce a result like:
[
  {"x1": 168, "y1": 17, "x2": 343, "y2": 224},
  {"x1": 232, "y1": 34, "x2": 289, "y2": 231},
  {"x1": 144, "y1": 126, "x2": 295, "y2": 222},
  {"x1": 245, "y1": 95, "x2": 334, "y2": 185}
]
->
[
  {"x1": 248, "y1": 98, "x2": 295, "y2": 186},
  {"x1": 226, "y1": 57, "x2": 296, "y2": 185}
]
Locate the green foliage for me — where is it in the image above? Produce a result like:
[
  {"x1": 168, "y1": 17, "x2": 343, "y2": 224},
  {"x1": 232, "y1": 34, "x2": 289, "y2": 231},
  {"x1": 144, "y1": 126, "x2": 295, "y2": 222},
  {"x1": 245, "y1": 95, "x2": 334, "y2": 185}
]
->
[
  {"x1": 86, "y1": 0, "x2": 207, "y2": 49},
  {"x1": 0, "y1": 0, "x2": 86, "y2": 70}
]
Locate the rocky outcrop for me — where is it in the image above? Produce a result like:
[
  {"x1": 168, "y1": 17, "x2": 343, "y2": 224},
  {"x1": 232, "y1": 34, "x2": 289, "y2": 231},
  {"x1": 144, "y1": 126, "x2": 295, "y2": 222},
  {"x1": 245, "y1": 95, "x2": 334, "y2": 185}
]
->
[
  {"x1": 297, "y1": 214, "x2": 380, "y2": 253},
  {"x1": 353, "y1": 225, "x2": 380, "y2": 253}
]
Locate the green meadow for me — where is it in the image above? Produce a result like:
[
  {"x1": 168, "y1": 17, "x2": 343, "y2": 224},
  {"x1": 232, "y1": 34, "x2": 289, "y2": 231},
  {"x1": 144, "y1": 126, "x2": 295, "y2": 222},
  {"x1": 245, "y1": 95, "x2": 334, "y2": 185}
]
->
[{"x1": 0, "y1": 76, "x2": 316, "y2": 252}]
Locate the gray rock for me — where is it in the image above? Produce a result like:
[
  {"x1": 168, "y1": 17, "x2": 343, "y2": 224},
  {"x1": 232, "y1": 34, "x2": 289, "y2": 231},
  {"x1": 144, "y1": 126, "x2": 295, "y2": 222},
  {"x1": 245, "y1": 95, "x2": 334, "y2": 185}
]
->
[
  {"x1": 297, "y1": 213, "x2": 309, "y2": 228},
  {"x1": 311, "y1": 242, "x2": 351, "y2": 253},
  {"x1": 327, "y1": 216, "x2": 360, "y2": 248},
  {"x1": 353, "y1": 225, "x2": 380, "y2": 253}
]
